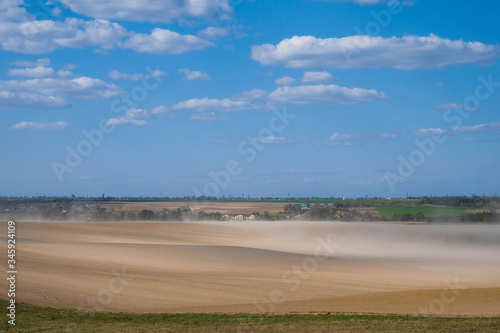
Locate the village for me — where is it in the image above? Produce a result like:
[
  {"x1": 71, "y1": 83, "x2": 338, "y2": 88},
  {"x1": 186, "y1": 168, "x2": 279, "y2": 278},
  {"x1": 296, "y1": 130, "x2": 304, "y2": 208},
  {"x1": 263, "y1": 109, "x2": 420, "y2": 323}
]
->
[
  {"x1": 0, "y1": 197, "x2": 365, "y2": 221},
  {"x1": 2, "y1": 195, "x2": 498, "y2": 222}
]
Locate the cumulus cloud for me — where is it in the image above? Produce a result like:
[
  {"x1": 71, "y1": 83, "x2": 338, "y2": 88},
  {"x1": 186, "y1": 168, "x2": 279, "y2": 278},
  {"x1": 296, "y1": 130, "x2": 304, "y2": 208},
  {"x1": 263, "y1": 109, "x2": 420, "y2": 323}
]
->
[
  {"x1": 174, "y1": 97, "x2": 254, "y2": 112},
  {"x1": 0, "y1": 3, "x2": 213, "y2": 55},
  {"x1": 8, "y1": 66, "x2": 73, "y2": 79},
  {"x1": 173, "y1": 84, "x2": 384, "y2": 114},
  {"x1": 0, "y1": 0, "x2": 31, "y2": 21},
  {"x1": 106, "y1": 106, "x2": 171, "y2": 126},
  {"x1": 252, "y1": 34, "x2": 500, "y2": 69},
  {"x1": 1, "y1": 18, "x2": 130, "y2": 54},
  {"x1": 0, "y1": 90, "x2": 68, "y2": 109},
  {"x1": 198, "y1": 26, "x2": 230, "y2": 39},
  {"x1": 109, "y1": 68, "x2": 168, "y2": 81},
  {"x1": 174, "y1": 89, "x2": 268, "y2": 112},
  {"x1": 0, "y1": 69, "x2": 124, "y2": 109},
  {"x1": 0, "y1": 77, "x2": 123, "y2": 99},
  {"x1": 59, "y1": 0, "x2": 232, "y2": 23},
  {"x1": 10, "y1": 121, "x2": 70, "y2": 130},
  {"x1": 106, "y1": 118, "x2": 148, "y2": 126},
  {"x1": 268, "y1": 84, "x2": 387, "y2": 105},
  {"x1": 275, "y1": 76, "x2": 296, "y2": 85},
  {"x1": 179, "y1": 68, "x2": 210, "y2": 81},
  {"x1": 119, "y1": 28, "x2": 214, "y2": 54},
  {"x1": 301, "y1": 71, "x2": 337, "y2": 83},
  {"x1": 54, "y1": 19, "x2": 130, "y2": 49},
  {"x1": 189, "y1": 112, "x2": 229, "y2": 122},
  {"x1": 10, "y1": 58, "x2": 50, "y2": 67},
  {"x1": 109, "y1": 70, "x2": 143, "y2": 81},
  {"x1": 235, "y1": 89, "x2": 268, "y2": 101}
]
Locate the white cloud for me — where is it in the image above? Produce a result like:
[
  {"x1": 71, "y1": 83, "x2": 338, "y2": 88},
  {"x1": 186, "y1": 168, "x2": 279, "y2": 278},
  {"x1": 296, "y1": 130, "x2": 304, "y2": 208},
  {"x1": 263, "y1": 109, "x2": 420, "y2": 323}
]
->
[
  {"x1": 453, "y1": 122, "x2": 500, "y2": 135},
  {"x1": 198, "y1": 26, "x2": 230, "y2": 39},
  {"x1": 329, "y1": 133, "x2": 353, "y2": 141},
  {"x1": 109, "y1": 70, "x2": 143, "y2": 81},
  {"x1": 10, "y1": 58, "x2": 50, "y2": 67},
  {"x1": 179, "y1": 68, "x2": 210, "y2": 81},
  {"x1": 414, "y1": 128, "x2": 447, "y2": 136},
  {"x1": 258, "y1": 136, "x2": 301, "y2": 144},
  {"x1": 326, "y1": 122, "x2": 500, "y2": 144},
  {"x1": 149, "y1": 70, "x2": 166, "y2": 77},
  {"x1": 329, "y1": 133, "x2": 397, "y2": 141},
  {"x1": 415, "y1": 122, "x2": 500, "y2": 137},
  {"x1": 0, "y1": 90, "x2": 68, "y2": 109},
  {"x1": 0, "y1": 77, "x2": 123, "y2": 99},
  {"x1": 110, "y1": 69, "x2": 166, "y2": 80},
  {"x1": 0, "y1": 0, "x2": 31, "y2": 21},
  {"x1": 234, "y1": 89, "x2": 268, "y2": 101},
  {"x1": 275, "y1": 76, "x2": 296, "y2": 85},
  {"x1": 59, "y1": 0, "x2": 232, "y2": 23},
  {"x1": 189, "y1": 112, "x2": 229, "y2": 122},
  {"x1": 268, "y1": 84, "x2": 387, "y2": 105},
  {"x1": 119, "y1": 28, "x2": 214, "y2": 54},
  {"x1": 174, "y1": 89, "x2": 267, "y2": 112},
  {"x1": 377, "y1": 133, "x2": 398, "y2": 139},
  {"x1": 0, "y1": 72, "x2": 124, "y2": 109},
  {"x1": 174, "y1": 97, "x2": 253, "y2": 112},
  {"x1": 173, "y1": 84, "x2": 384, "y2": 114},
  {"x1": 54, "y1": 19, "x2": 130, "y2": 49},
  {"x1": 106, "y1": 106, "x2": 171, "y2": 126},
  {"x1": 62, "y1": 63, "x2": 79, "y2": 70},
  {"x1": 434, "y1": 103, "x2": 464, "y2": 111},
  {"x1": 1, "y1": 3, "x2": 214, "y2": 55},
  {"x1": 106, "y1": 117, "x2": 148, "y2": 126},
  {"x1": 10, "y1": 121, "x2": 70, "y2": 130},
  {"x1": 8, "y1": 66, "x2": 73, "y2": 79},
  {"x1": 252, "y1": 34, "x2": 500, "y2": 69},
  {"x1": 52, "y1": 6, "x2": 63, "y2": 17},
  {"x1": 150, "y1": 106, "x2": 170, "y2": 115},
  {"x1": 301, "y1": 71, "x2": 337, "y2": 83},
  {"x1": 0, "y1": 18, "x2": 130, "y2": 54}
]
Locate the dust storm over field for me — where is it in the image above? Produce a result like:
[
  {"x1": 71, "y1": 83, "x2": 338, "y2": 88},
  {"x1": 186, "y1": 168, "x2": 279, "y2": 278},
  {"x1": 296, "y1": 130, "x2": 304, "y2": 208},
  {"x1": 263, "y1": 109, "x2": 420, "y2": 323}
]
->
[{"x1": 1, "y1": 220, "x2": 499, "y2": 316}]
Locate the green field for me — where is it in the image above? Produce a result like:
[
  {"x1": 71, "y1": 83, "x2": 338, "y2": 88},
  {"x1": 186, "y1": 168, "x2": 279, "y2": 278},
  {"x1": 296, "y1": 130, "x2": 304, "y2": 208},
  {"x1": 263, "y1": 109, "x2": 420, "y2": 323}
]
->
[
  {"x1": 3, "y1": 299, "x2": 500, "y2": 333},
  {"x1": 375, "y1": 205, "x2": 469, "y2": 219}
]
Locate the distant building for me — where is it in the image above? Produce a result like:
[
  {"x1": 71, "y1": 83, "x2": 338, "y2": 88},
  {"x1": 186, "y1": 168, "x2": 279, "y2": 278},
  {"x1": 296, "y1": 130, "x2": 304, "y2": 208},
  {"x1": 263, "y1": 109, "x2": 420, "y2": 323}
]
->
[
  {"x1": 243, "y1": 214, "x2": 256, "y2": 221},
  {"x1": 222, "y1": 213, "x2": 257, "y2": 221}
]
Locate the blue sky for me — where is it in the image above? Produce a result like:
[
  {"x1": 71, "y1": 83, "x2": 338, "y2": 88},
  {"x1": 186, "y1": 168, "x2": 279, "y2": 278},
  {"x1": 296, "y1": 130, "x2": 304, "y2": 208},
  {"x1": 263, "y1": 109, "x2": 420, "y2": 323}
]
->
[{"x1": 1, "y1": 0, "x2": 499, "y2": 198}]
